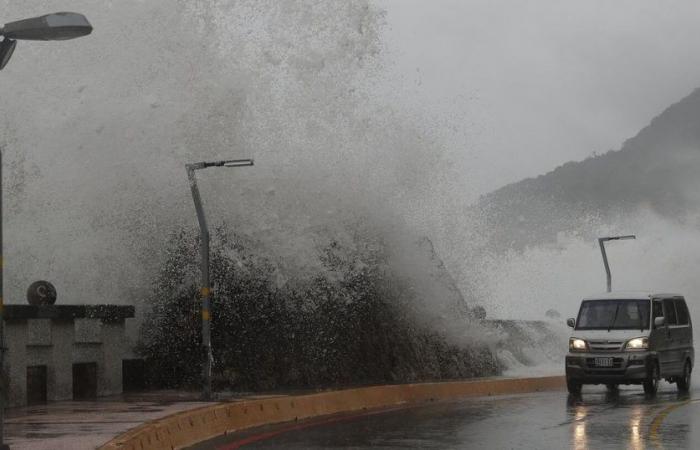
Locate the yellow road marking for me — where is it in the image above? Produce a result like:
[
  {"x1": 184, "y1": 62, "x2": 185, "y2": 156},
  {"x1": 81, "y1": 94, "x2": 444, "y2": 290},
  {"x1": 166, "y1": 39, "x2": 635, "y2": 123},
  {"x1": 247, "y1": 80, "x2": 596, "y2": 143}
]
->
[
  {"x1": 648, "y1": 399, "x2": 698, "y2": 449},
  {"x1": 200, "y1": 287, "x2": 211, "y2": 297}
]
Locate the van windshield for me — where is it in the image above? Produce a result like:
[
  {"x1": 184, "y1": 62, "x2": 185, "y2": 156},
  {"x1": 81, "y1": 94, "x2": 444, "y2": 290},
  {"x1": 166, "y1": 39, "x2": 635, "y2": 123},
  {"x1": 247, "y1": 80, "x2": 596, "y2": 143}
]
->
[{"x1": 576, "y1": 300, "x2": 650, "y2": 330}]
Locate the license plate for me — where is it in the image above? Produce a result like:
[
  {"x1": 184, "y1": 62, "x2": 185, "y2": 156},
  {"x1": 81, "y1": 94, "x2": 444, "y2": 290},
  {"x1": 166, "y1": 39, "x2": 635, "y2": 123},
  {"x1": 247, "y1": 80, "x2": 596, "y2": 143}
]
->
[{"x1": 594, "y1": 357, "x2": 613, "y2": 367}]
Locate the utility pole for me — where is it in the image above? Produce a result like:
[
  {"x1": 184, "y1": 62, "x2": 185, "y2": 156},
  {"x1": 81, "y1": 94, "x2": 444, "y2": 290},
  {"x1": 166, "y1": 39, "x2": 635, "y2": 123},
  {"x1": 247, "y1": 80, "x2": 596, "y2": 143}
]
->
[
  {"x1": 186, "y1": 158, "x2": 253, "y2": 400},
  {"x1": 0, "y1": 150, "x2": 5, "y2": 450},
  {"x1": 598, "y1": 235, "x2": 636, "y2": 292}
]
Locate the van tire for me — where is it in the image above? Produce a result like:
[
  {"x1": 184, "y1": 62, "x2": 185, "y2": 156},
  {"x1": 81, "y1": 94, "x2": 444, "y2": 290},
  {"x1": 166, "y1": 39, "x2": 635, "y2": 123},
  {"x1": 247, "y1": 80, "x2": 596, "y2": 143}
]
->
[
  {"x1": 567, "y1": 378, "x2": 581, "y2": 396},
  {"x1": 644, "y1": 362, "x2": 659, "y2": 396},
  {"x1": 677, "y1": 361, "x2": 691, "y2": 392}
]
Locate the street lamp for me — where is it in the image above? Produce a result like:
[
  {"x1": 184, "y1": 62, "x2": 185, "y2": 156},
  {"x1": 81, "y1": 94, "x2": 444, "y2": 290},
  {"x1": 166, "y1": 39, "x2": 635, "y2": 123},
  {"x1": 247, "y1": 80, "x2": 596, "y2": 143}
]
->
[
  {"x1": 186, "y1": 158, "x2": 254, "y2": 400},
  {"x1": 0, "y1": 12, "x2": 92, "y2": 70},
  {"x1": 0, "y1": 11, "x2": 92, "y2": 450},
  {"x1": 598, "y1": 235, "x2": 636, "y2": 293}
]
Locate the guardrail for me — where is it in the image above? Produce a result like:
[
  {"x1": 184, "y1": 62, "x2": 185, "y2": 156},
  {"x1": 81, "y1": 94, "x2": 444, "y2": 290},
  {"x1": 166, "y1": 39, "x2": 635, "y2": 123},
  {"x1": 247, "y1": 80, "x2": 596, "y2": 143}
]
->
[{"x1": 99, "y1": 375, "x2": 564, "y2": 450}]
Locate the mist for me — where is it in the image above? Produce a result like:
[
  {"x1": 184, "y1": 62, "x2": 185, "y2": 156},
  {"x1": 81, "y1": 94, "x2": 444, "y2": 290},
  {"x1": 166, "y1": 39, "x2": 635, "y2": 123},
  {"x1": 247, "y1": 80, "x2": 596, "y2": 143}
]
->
[
  {"x1": 0, "y1": 1, "x2": 454, "y2": 309},
  {"x1": 2, "y1": 0, "x2": 700, "y2": 356},
  {"x1": 480, "y1": 209, "x2": 700, "y2": 327}
]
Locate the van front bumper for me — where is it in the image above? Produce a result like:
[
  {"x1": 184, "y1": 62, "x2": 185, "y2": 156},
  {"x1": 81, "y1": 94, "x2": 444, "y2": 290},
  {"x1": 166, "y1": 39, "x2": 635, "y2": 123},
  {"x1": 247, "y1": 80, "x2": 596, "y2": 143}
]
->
[{"x1": 566, "y1": 352, "x2": 653, "y2": 385}]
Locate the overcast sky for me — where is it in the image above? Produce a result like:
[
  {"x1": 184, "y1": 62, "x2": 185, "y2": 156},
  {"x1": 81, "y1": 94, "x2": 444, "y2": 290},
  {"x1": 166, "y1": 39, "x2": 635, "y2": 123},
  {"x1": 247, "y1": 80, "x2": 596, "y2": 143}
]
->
[
  {"x1": 3, "y1": 1, "x2": 700, "y2": 306},
  {"x1": 379, "y1": 0, "x2": 700, "y2": 198}
]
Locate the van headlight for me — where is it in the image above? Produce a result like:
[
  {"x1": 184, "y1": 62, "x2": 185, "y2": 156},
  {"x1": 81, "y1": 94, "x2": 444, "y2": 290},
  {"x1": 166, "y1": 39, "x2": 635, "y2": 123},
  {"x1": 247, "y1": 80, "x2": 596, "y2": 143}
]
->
[
  {"x1": 569, "y1": 338, "x2": 588, "y2": 352},
  {"x1": 625, "y1": 337, "x2": 648, "y2": 350}
]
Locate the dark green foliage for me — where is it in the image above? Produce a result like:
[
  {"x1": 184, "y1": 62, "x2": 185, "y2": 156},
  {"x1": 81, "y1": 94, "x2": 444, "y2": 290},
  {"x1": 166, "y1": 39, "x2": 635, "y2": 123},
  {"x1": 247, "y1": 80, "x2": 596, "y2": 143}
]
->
[
  {"x1": 476, "y1": 87, "x2": 700, "y2": 252},
  {"x1": 138, "y1": 229, "x2": 501, "y2": 391}
]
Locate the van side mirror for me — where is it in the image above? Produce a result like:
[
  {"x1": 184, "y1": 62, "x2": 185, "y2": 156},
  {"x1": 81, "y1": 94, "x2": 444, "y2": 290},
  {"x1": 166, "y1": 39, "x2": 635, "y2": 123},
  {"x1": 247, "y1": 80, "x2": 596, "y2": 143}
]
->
[
  {"x1": 654, "y1": 316, "x2": 665, "y2": 328},
  {"x1": 566, "y1": 318, "x2": 575, "y2": 328}
]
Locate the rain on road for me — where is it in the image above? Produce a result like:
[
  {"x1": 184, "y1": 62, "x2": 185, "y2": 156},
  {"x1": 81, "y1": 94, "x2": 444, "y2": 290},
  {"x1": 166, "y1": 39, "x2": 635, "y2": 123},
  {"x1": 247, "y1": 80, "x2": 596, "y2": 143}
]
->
[{"x1": 193, "y1": 383, "x2": 700, "y2": 449}]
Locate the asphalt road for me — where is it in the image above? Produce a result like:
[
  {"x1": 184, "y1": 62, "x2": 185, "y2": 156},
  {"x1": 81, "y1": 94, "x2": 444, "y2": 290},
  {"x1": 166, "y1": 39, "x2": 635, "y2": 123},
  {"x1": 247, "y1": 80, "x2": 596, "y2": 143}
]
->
[{"x1": 193, "y1": 382, "x2": 700, "y2": 449}]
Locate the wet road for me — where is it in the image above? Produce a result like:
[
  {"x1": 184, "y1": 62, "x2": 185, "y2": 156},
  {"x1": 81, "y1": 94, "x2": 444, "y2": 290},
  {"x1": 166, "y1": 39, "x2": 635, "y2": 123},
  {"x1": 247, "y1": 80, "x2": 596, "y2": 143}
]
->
[{"x1": 194, "y1": 382, "x2": 700, "y2": 449}]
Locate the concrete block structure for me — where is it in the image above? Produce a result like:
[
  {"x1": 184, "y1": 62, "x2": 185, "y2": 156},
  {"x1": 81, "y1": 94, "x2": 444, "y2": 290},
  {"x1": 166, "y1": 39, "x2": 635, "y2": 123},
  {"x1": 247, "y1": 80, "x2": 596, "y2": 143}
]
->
[{"x1": 3, "y1": 304, "x2": 135, "y2": 407}]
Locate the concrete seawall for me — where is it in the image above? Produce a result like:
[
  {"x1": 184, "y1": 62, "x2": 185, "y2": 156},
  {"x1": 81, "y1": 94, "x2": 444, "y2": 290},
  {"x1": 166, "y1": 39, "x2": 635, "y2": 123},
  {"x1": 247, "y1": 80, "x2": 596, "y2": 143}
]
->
[{"x1": 99, "y1": 375, "x2": 565, "y2": 450}]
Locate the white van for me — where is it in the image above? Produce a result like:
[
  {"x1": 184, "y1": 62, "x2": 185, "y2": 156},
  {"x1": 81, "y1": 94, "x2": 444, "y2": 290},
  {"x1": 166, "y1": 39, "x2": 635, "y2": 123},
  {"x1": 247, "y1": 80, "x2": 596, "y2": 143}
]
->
[{"x1": 566, "y1": 291, "x2": 694, "y2": 395}]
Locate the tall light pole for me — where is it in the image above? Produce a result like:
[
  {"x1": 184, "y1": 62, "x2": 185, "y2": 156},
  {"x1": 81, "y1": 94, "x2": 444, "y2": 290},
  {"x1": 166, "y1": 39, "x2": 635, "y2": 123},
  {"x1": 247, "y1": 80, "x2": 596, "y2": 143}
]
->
[
  {"x1": 186, "y1": 158, "x2": 254, "y2": 400},
  {"x1": 598, "y1": 235, "x2": 636, "y2": 293},
  {"x1": 0, "y1": 12, "x2": 92, "y2": 450}
]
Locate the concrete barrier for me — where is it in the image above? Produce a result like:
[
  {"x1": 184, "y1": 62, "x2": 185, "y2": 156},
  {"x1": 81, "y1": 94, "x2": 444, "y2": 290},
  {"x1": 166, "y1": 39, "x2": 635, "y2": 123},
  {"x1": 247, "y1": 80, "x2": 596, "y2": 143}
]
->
[{"x1": 99, "y1": 375, "x2": 564, "y2": 450}]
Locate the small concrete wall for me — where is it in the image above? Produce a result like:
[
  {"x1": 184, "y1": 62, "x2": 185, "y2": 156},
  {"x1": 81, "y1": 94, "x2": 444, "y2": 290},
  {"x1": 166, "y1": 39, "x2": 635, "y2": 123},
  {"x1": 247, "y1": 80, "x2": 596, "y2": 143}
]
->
[{"x1": 99, "y1": 375, "x2": 565, "y2": 450}]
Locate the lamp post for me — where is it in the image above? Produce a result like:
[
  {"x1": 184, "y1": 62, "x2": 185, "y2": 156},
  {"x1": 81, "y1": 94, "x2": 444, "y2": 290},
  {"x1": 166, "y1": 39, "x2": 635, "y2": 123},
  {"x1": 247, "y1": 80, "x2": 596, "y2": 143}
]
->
[
  {"x1": 186, "y1": 158, "x2": 254, "y2": 400},
  {"x1": 0, "y1": 11, "x2": 92, "y2": 450},
  {"x1": 0, "y1": 12, "x2": 92, "y2": 70},
  {"x1": 598, "y1": 235, "x2": 636, "y2": 293}
]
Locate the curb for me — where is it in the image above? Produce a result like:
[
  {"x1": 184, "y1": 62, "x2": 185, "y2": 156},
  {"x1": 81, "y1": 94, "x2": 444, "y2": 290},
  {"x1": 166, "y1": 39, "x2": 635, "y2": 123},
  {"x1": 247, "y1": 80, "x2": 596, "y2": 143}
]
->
[{"x1": 99, "y1": 375, "x2": 564, "y2": 450}]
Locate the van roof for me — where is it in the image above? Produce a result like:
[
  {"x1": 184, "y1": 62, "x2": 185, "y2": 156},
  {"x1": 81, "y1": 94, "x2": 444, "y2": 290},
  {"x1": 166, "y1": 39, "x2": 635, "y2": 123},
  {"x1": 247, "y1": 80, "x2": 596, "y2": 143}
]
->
[{"x1": 582, "y1": 291, "x2": 684, "y2": 301}]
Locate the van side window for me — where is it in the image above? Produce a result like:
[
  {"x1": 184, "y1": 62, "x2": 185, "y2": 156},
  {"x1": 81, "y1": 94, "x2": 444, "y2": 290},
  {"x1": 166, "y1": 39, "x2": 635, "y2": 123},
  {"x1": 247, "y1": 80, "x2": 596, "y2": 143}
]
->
[
  {"x1": 674, "y1": 299, "x2": 690, "y2": 325},
  {"x1": 663, "y1": 299, "x2": 678, "y2": 325}
]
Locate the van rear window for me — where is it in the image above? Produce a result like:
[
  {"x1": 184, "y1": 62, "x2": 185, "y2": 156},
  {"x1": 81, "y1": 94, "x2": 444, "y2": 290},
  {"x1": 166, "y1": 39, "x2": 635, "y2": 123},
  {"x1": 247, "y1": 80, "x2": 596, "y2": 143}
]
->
[
  {"x1": 576, "y1": 300, "x2": 650, "y2": 330},
  {"x1": 675, "y1": 299, "x2": 690, "y2": 325},
  {"x1": 663, "y1": 299, "x2": 678, "y2": 325}
]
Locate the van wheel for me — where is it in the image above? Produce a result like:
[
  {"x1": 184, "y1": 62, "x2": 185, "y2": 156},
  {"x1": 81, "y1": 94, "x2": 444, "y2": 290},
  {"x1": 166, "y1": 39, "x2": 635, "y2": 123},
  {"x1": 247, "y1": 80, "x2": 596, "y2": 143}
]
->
[
  {"x1": 644, "y1": 362, "x2": 659, "y2": 396},
  {"x1": 677, "y1": 361, "x2": 691, "y2": 392}
]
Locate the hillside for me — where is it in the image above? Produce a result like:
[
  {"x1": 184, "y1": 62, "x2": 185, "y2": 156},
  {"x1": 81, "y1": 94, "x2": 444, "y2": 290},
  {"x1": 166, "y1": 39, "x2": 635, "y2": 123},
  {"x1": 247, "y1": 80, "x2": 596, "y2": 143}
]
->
[{"x1": 476, "y1": 87, "x2": 700, "y2": 252}]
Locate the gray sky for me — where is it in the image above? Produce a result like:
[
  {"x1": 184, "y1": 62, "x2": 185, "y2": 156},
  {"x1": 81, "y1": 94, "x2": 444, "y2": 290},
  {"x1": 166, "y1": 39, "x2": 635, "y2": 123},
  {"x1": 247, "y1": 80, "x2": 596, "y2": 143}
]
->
[
  {"x1": 3, "y1": 1, "x2": 700, "y2": 307},
  {"x1": 379, "y1": 0, "x2": 700, "y2": 199},
  {"x1": 373, "y1": 1, "x2": 700, "y2": 320}
]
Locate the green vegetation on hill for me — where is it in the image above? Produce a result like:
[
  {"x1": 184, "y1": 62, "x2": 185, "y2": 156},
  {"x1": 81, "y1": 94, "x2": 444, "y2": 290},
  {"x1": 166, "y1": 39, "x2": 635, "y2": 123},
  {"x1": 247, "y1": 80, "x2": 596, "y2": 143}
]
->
[{"x1": 477, "y1": 88, "x2": 700, "y2": 251}]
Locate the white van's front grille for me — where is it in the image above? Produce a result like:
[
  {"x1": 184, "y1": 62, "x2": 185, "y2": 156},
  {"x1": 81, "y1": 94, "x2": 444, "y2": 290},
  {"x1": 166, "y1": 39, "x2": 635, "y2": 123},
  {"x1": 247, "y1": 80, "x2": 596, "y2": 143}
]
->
[
  {"x1": 585, "y1": 357, "x2": 624, "y2": 369},
  {"x1": 588, "y1": 340, "x2": 624, "y2": 352}
]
